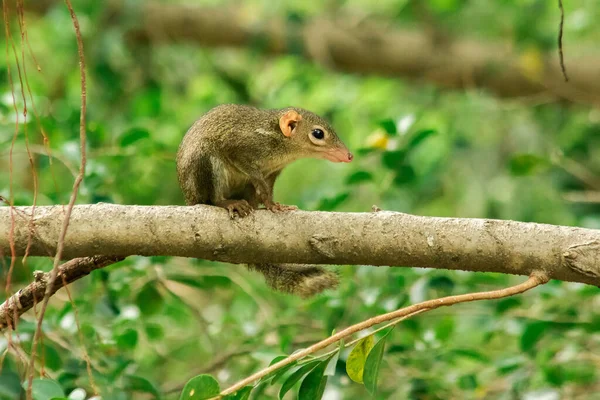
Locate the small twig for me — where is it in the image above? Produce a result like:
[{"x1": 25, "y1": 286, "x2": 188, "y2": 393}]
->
[
  {"x1": 558, "y1": 0, "x2": 569, "y2": 81},
  {"x1": 310, "y1": 309, "x2": 427, "y2": 363},
  {"x1": 27, "y1": 0, "x2": 88, "y2": 397},
  {"x1": 218, "y1": 272, "x2": 549, "y2": 397}
]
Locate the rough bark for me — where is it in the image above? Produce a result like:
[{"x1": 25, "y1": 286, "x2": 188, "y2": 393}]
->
[{"x1": 1, "y1": 204, "x2": 599, "y2": 286}]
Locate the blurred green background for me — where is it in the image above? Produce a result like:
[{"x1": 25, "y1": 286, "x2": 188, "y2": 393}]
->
[{"x1": 1, "y1": 0, "x2": 599, "y2": 399}]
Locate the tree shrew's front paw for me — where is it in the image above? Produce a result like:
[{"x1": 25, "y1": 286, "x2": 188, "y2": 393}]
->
[{"x1": 215, "y1": 199, "x2": 255, "y2": 219}]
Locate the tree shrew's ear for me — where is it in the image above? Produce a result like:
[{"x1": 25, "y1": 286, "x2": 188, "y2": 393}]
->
[{"x1": 279, "y1": 110, "x2": 302, "y2": 137}]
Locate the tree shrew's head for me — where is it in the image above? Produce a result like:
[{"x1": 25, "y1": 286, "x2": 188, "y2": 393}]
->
[{"x1": 278, "y1": 107, "x2": 353, "y2": 163}]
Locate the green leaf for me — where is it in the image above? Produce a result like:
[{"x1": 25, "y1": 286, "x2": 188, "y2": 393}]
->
[
  {"x1": 317, "y1": 192, "x2": 349, "y2": 211},
  {"x1": 136, "y1": 283, "x2": 164, "y2": 317},
  {"x1": 223, "y1": 386, "x2": 252, "y2": 400},
  {"x1": 167, "y1": 275, "x2": 232, "y2": 290},
  {"x1": 381, "y1": 150, "x2": 406, "y2": 169},
  {"x1": 119, "y1": 127, "x2": 150, "y2": 147},
  {"x1": 495, "y1": 298, "x2": 522, "y2": 314},
  {"x1": 279, "y1": 360, "x2": 320, "y2": 399},
  {"x1": 116, "y1": 328, "x2": 139, "y2": 350},
  {"x1": 509, "y1": 154, "x2": 549, "y2": 176},
  {"x1": 406, "y1": 129, "x2": 436, "y2": 150},
  {"x1": 458, "y1": 374, "x2": 478, "y2": 390},
  {"x1": 346, "y1": 171, "x2": 373, "y2": 185},
  {"x1": 268, "y1": 360, "x2": 298, "y2": 386},
  {"x1": 41, "y1": 344, "x2": 63, "y2": 371},
  {"x1": 179, "y1": 375, "x2": 220, "y2": 400},
  {"x1": 378, "y1": 119, "x2": 397, "y2": 135},
  {"x1": 298, "y1": 359, "x2": 329, "y2": 400},
  {"x1": 0, "y1": 370, "x2": 22, "y2": 399},
  {"x1": 22, "y1": 379, "x2": 64, "y2": 400},
  {"x1": 434, "y1": 316, "x2": 455, "y2": 342},
  {"x1": 428, "y1": 276, "x2": 455, "y2": 293},
  {"x1": 346, "y1": 335, "x2": 374, "y2": 383},
  {"x1": 145, "y1": 323, "x2": 165, "y2": 341},
  {"x1": 259, "y1": 356, "x2": 287, "y2": 384},
  {"x1": 324, "y1": 340, "x2": 343, "y2": 376},
  {"x1": 450, "y1": 348, "x2": 489, "y2": 363},
  {"x1": 363, "y1": 329, "x2": 393, "y2": 395},
  {"x1": 520, "y1": 321, "x2": 548, "y2": 352},
  {"x1": 123, "y1": 375, "x2": 160, "y2": 399},
  {"x1": 392, "y1": 165, "x2": 416, "y2": 185},
  {"x1": 496, "y1": 356, "x2": 526, "y2": 375}
]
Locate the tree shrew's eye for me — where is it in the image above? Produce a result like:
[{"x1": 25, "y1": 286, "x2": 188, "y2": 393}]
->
[{"x1": 311, "y1": 129, "x2": 325, "y2": 140}]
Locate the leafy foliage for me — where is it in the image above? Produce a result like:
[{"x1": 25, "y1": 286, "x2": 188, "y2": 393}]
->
[{"x1": 0, "y1": 0, "x2": 599, "y2": 399}]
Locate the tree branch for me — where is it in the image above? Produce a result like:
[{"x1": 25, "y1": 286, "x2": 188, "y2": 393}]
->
[
  {"x1": 22, "y1": 1, "x2": 600, "y2": 106},
  {"x1": 1, "y1": 204, "x2": 599, "y2": 287},
  {"x1": 0, "y1": 255, "x2": 124, "y2": 330},
  {"x1": 219, "y1": 272, "x2": 549, "y2": 397},
  {"x1": 128, "y1": 3, "x2": 600, "y2": 106}
]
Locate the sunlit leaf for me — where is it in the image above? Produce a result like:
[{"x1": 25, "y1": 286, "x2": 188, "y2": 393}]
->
[
  {"x1": 22, "y1": 379, "x2": 64, "y2": 400},
  {"x1": 346, "y1": 335, "x2": 374, "y2": 383},
  {"x1": 179, "y1": 375, "x2": 220, "y2": 400}
]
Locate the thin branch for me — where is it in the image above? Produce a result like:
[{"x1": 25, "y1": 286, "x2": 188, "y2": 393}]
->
[
  {"x1": 563, "y1": 191, "x2": 600, "y2": 204},
  {"x1": 0, "y1": 256, "x2": 124, "y2": 331},
  {"x1": 557, "y1": 0, "x2": 569, "y2": 82},
  {"x1": 219, "y1": 272, "x2": 549, "y2": 396},
  {"x1": 310, "y1": 309, "x2": 428, "y2": 363},
  {"x1": 28, "y1": 0, "x2": 88, "y2": 395}
]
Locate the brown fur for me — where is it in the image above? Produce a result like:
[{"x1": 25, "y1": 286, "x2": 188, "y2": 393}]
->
[{"x1": 176, "y1": 104, "x2": 351, "y2": 297}]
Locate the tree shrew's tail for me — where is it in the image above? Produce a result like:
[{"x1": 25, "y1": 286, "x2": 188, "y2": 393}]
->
[{"x1": 248, "y1": 264, "x2": 339, "y2": 298}]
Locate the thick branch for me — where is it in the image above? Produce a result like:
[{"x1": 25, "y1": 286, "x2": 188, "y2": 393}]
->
[
  {"x1": 22, "y1": 2, "x2": 600, "y2": 105},
  {"x1": 129, "y1": 3, "x2": 600, "y2": 105},
  {"x1": 1, "y1": 204, "x2": 599, "y2": 286}
]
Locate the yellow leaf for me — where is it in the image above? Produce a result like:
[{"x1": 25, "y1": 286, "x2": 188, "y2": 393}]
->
[
  {"x1": 346, "y1": 335, "x2": 375, "y2": 383},
  {"x1": 518, "y1": 48, "x2": 544, "y2": 81},
  {"x1": 365, "y1": 130, "x2": 389, "y2": 150}
]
